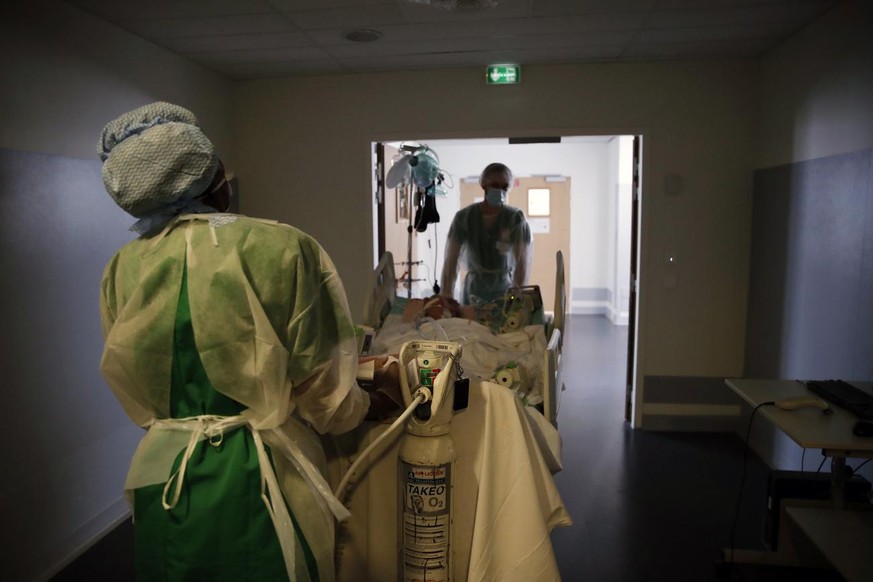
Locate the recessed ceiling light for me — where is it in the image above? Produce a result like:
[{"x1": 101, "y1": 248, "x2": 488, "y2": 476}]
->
[{"x1": 343, "y1": 29, "x2": 384, "y2": 43}]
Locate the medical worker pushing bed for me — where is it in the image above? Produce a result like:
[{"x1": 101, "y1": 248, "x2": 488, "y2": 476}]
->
[
  {"x1": 440, "y1": 162, "x2": 533, "y2": 304},
  {"x1": 97, "y1": 102, "x2": 398, "y2": 581}
]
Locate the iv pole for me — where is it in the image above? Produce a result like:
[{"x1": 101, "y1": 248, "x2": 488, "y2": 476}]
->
[
  {"x1": 405, "y1": 186, "x2": 427, "y2": 299},
  {"x1": 406, "y1": 186, "x2": 414, "y2": 299}
]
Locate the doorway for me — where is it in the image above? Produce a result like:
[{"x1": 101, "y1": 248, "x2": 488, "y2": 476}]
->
[{"x1": 373, "y1": 135, "x2": 640, "y2": 420}]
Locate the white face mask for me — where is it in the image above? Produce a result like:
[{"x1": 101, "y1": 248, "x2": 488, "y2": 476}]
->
[{"x1": 485, "y1": 187, "x2": 506, "y2": 207}]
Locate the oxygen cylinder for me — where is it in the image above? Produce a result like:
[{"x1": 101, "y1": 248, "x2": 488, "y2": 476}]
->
[{"x1": 397, "y1": 341, "x2": 461, "y2": 582}]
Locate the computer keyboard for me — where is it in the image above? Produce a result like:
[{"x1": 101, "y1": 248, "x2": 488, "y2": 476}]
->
[{"x1": 806, "y1": 380, "x2": 873, "y2": 420}]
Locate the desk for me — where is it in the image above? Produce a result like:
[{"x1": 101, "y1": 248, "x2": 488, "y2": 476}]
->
[
  {"x1": 726, "y1": 379, "x2": 873, "y2": 508},
  {"x1": 724, "y1": 379, "x2": 873, "y2": 573}
]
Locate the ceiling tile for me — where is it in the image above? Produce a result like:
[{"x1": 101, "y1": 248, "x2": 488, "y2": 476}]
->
[
  {"x1": 503, "y1": 44, "x2": 627, "y2": 61},
  {"x1": 654, "y1": 0, "x2": 833, "y2": 8},
  {"x1": 338, "y1": 44, "x2": 623, "y2": 71},
  {"x1": 337, "y1": 52, "x2": 492, "y2": 71},
  {"x1": 194, "y1": 46, "x2": 331, "y2": 65},
  {"x1": 635, "y1": 21, "x2": 800, "y2": 44},
  {"x1": 215, "y1": 59, "x2": 345, "y2": 79},
  {"x1": 508, "y1": 30, "x2": 636, "y2": 49},
  {"x1": 284, "y1": 4, "x2": 406, "y2": 30},
  {"x1": 59, "y1": 0, "x2": 838, "y2": 79},
  {"x1": 267, "y1": 0, "x2": 389, "y2": 9},
  {"x1": 623, "y1": 37, "x2": 773, "y2": 59},
  {"x1": 308, "y1": 13, "x2": 646, "y2": 46},
  {"x1": 64, "y1": 0, "x2": 278, "y2": 20},
  {"x1": 325, "y1": 30, "x2": 632, "y2": 58},
  {"x1": 118, "y1": 14, "x2": 296, "y2": 39},
  {"x1": 399, "y1": 0, "x2": 531, "y2": 23},
  {"x1": 646, "y1": 1, "x2": 836, "y2": 29},
  {"x1": 326, "y1": 37, "x2": 477, "y2": 58},
  {"x1": 532, "y1": 0, "x2": 657, "y2": 17},
  {"x1": 161, "y1": 32, "x2": 314, "y2": 53},
  {"x1": 523, "y1": 12, "x2": 649, "y2": 32}
]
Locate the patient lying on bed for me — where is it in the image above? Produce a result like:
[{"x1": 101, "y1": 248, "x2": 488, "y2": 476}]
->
[
  {"x1": 400, "y1": 295, "x2": 462, "y2": 321},
  {"x1": 399, "y1": 294, "x2": 505, "y2": 327},
  {"x1": 372, "y1": 315, "x2": 546, "y2": 403}
]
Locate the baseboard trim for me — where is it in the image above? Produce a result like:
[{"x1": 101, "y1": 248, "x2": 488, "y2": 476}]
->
[
  {"x1": 607, "y1": 306, "x2": 629, "y2": 326},
  {"x1": 640, "y1": 403, "x2": 741, "y2": 431},
  {"x1": 40, "y1": 497, "x2": 131, "y2": 581},
  {"x1": 642, "y1": 403, "x2": 741, "y2": 417},
  {"x1": 571, "y1": 300, "x2": 608, "y2": 315}
]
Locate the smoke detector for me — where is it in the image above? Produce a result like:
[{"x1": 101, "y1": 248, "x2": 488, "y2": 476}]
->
[{"x1": 343, "y1": 29, "x2": 384, "y2": 42}]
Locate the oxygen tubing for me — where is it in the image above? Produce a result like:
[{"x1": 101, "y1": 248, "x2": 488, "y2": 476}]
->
[{"x1": 334, "y1": 387, "x2": 432, "y2": 502}]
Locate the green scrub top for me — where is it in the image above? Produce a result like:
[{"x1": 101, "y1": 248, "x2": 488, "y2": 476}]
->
[{"x1": 132, "y1": 270, "x2": 320, "y2": 582}]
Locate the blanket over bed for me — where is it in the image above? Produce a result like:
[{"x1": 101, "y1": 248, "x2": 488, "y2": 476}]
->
[{"x1": 371, "y1": 317, "x2": 548, "y2": 403}]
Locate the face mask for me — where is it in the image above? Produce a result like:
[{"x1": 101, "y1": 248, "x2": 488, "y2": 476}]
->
[{"x1": 485, "y1": 187, "x2": 506, "y2": 208}]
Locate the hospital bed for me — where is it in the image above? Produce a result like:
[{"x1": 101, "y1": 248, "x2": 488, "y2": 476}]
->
[
  {"x1": 327, "y1": 251, "x2": 571, "y2": 582},
  {"x1": 361, "y1": 250, "x2": 567, "y2": 429}
]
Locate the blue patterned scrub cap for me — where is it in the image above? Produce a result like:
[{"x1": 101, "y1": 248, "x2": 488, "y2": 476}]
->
[{"x1": 98, "y1": 102, "x2": 219, "y2": 235}]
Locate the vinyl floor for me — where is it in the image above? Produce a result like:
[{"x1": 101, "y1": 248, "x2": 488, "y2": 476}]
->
[{"x1": 550, "y1": 315, "x2": 843, "y2": 582}]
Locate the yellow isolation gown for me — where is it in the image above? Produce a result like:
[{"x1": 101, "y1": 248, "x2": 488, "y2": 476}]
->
[{"x1": 100, "y1": 213, "x2": 369, "y2": 581}]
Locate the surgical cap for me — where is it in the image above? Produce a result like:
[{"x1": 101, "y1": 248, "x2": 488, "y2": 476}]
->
[{"x1": 98, "y1": 102, "x2": 219, "y2": 235}]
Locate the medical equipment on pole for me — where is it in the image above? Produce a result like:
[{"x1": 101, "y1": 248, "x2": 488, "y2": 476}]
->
[
  {"x1": 385, "y1": 143, "x2": 450, "y2": 298},
  {"x1": 398, "y1": 340, "x2": 463, "y2": 582}
]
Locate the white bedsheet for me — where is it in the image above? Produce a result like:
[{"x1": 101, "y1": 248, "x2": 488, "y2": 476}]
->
[{"x1": 372, "y1": 317, "x2": 548, "y2": 402}]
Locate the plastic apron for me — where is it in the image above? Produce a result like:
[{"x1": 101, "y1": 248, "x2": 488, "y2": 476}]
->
[
  {"x1": 459, "y1": 205, "x2": 530, "y2": 304},
  {"x1": 101, "y1": 215, "x2": 365, "y2": 582}
]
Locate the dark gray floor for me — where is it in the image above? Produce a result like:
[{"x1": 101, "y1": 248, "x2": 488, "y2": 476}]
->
[
  {"x1": 550, "y1": 315, "x2": 842, "y2": 582},
  {"x1": 54, "y1": 315, "x2": 844, "y2": 581}
]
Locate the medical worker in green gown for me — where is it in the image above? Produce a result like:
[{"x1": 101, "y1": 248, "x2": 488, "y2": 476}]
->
[{"x1": 98, "y1": 102, "x2": 397, "y2": 581}]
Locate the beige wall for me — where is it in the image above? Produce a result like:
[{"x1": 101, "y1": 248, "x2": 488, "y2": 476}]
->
[
  {"x1": 759, "y1": 0, "x2": 873, "y2": 168},
  {"x1": 234, "y1": 59, "x2": 760, "y2": 426}
]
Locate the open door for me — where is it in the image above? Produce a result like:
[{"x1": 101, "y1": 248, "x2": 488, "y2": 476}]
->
[{"x1": 625, "y1": 136, "x2": 641, "y2": 422}]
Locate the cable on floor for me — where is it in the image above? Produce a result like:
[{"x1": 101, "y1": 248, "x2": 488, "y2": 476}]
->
[{"x1": 728, "y1": 400, "x2": 774, "y2": 580}]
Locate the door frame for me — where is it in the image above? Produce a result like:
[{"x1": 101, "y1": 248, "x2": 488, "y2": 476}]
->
[{"x1": 370, "y1": 130, "x2": 648, "y2": 426}]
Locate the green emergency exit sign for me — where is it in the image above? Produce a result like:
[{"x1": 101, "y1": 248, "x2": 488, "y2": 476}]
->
[{"x1": 486, "y1": 64, "x2": 520, "y2": 85}]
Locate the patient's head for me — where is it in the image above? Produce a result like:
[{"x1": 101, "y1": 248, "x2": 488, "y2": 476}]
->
[
  {"x1": 401, "y1": 295, "x2": 464, "y2": 322},
  {"x1": 422, "y1": 295, "x2": 461, "y2": 319}
]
